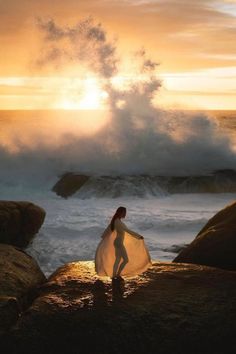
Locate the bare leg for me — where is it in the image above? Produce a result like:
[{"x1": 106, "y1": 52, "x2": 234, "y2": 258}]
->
[
  {"x1": 117, "y1": 245, "x2": 129, "y2": 276},
  {"x1": 113, "y1": 247, "x2": 122, "y2": 278}
]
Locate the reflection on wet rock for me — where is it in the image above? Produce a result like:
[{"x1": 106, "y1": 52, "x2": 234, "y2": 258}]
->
[{"x1": 3, "y1": 261, "x2": 236, "y2": 354}]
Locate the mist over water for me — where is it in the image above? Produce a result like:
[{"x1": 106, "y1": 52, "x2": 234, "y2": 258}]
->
[
  {"x1": 0, "y1": 108, "x2": 235, "y2": 188},
  {"x1": 0, "y1": 17, "x2": 236, "y2": 189}
]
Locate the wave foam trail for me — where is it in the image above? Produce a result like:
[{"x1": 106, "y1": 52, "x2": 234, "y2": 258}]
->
[
  {"x1": 74, "y1": 176, "x2": 167, "y2": 199},
  {"x1": 70, "y1": 172, "x2": 236, "y2": 198}
]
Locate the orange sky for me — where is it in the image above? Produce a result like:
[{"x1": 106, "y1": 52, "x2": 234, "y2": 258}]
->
[{"x1": 0, "y1": 0, "x2": 236, "y2": 110}]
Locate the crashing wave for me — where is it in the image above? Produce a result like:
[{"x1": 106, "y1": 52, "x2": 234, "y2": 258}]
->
[{"x1": 52, "y1": 169, "x2": 236, "y2": 198}]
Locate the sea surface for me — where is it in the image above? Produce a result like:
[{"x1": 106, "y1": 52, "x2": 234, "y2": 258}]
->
[{"x1": 0, "y1": 109, "x2": 236, "y2": 276}]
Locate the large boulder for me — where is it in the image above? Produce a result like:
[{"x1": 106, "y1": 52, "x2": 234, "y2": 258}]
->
[
  {"x1": 4, "y1": 261, "x2": 236, "y2": 354},
  {"x1": 0, "y1": 201, "x2": 46, "y2": 248},
  {"x1": 52, "y1": 172, "x2": 90, "y2": 198},
  {"x1": 174, "y1": 200, "x2": 236, "y2": 270},
  {"x1": 0, "y1": 244, "x2": 46, "y2": 332}
]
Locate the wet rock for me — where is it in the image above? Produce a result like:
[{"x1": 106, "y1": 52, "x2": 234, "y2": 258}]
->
[
  {"x1": 0, "y1": 201, "x2": 46, "y2": 248},
  {"x1": 52, "y1": 172, "x2": 90, "y2": 198},
  {"x1": 0, "y1": 244, "x2": 46, "y2": 332},
  {"x1": 163, "y1": 243, "x2": 188, "y2": 254},
  {"x1": 4, "y1": 261, "x2": 236, "y2": 354},
  {"x1": 174, "y1": 200, "x2": 236, "y2": 270},
  {"x1": 0, "y1": 297, "x2": 20, "y2": 332}
]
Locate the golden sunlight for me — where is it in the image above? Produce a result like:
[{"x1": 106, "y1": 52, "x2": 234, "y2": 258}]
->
[{"x1": 57, "y1": 78, "x2": 109, "y2": 110}]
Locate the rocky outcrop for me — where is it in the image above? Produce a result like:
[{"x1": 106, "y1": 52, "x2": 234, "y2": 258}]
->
[
  {"x1": 52, "y1": 170, "x2": 236, "y2": 198},
  {"x1": 0, "y1": 201, "x2": 46, "y2": 248},
  {"x1": 0, "y1": 244, "x2": 46, "y2": 332},
  {"x1": 166, "y1": 169, "x2": 236, "y2": 193},
  {"x1": 174, "y1": 201, "x2": 236, "y2": 270},
  {"x1": 52, "y1": 172, "x2": 90, "y2": 198},
  {"x1": 4, "y1": 261, "x2": 236, "y2": 354}
]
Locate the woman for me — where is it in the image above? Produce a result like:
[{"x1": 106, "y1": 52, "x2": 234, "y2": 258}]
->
[{"x1": 95, "y1": 206, "x2": 151, "y2": 278}]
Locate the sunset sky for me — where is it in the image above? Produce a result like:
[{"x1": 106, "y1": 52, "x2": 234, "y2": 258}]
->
[{"x1": 0, "y1": 0, "x2": 236, "y2": 110}]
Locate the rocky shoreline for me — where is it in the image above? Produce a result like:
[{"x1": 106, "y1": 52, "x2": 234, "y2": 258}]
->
[{"x1": 0, "y1": 200, "x2": 236, "y2": 354}]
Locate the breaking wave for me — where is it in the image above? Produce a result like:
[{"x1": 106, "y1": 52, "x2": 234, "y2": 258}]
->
[
  {"x1": 67, "y1": 171, "x2": 236, "y2": 198},
  {"x1": 0, "y1": 17, "x2": 236, "y2": 192}
]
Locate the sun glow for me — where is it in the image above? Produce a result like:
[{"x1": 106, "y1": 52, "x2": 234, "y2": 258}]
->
[
  {"x1": 0, "y1": 68, "x2": 235, "y2": 110},
  {"x1": 58, "y1": 78, "x2": 109, "y2": 110}
]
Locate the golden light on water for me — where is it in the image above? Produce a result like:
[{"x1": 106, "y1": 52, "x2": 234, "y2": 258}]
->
[{"x1": 0, "y1": 109, "x2": 110, "y2": 153}]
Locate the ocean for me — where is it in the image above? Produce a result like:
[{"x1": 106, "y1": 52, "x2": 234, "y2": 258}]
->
[{"x1": 0, "y1": 109, "x2": 236, "y2": 276}]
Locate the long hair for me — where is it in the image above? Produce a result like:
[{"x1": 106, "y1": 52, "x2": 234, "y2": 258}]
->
[{"x1": 110, "y1": 206, "x2": 126, "y2": 231}]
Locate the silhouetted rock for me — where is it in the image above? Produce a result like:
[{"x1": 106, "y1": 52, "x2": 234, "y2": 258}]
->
[
  {"x1": 174, "y1": 201, "x2": 236, "y2": 270},
  {"x1": 0, "y1": 244, "x2": 46, "y2": 332},
  {"x1": 4, "y1": 261, "x2": 236, "y2": 354},
  {"x1": 52, "y1": 172, "x2": 90, "y2": 198},
  {"x1": 0, "y1": 201, "x2": 46, "y2": 248}
]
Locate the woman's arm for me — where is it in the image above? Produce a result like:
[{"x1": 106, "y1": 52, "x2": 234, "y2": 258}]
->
[{"x1": 118, "y1": 219, "x2": 143, "y2": 239}]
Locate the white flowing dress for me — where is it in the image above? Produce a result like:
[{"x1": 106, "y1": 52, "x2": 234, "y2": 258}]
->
[{"x1": 95, "y1": 218, "x2": 151, "y2": 277}]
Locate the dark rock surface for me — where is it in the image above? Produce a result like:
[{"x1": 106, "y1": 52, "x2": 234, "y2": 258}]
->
[
  {"x1": 174, "y1": 200, "x2": 236, "y2": 270},
  {"x1": 0, "y1": 201, "x2": 46, "y2": 248},
  {"x1": 166, "y1": 169, "x2": 236, "y2": 193},
  {"x1": 4, "y1": 261, "x2": 236, "y2": 354},
  {"x1": 0, "y1": 244, "x2": 46, "y2": 332},
  {"x1": 52, "y1": 172, "x2": 90, "y2": 198},
  {"x1": 163, "y1": 243, "x2": 188, "y2": 254},
  {"x1": 52, "y1": 170, "x2": 236, "y2": 198}
]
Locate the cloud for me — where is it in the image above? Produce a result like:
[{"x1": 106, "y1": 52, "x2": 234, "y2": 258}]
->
[{"x1": 1, "y1": 0, "x2": 235, "y2": 71}]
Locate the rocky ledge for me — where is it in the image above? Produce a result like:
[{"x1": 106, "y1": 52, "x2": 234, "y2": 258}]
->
[{"x1": 3, "y1": 261, "x2": 236, "y2": 354}]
